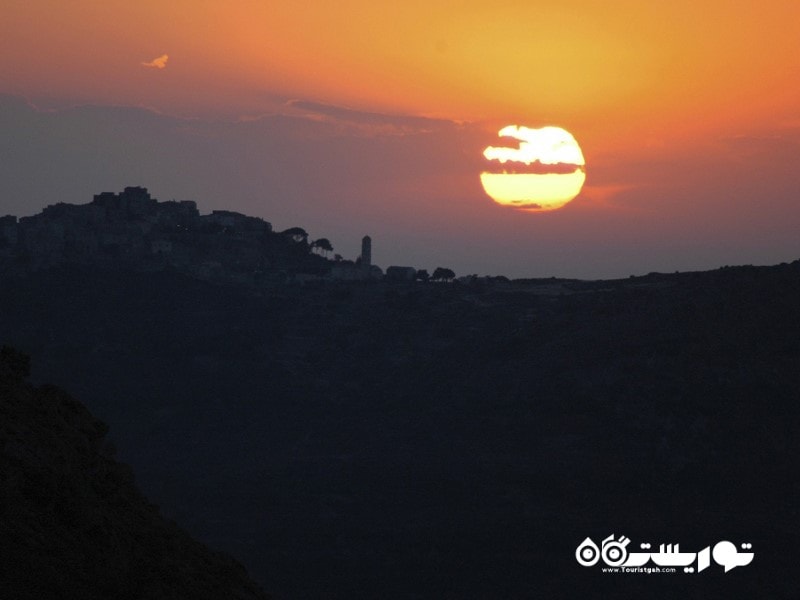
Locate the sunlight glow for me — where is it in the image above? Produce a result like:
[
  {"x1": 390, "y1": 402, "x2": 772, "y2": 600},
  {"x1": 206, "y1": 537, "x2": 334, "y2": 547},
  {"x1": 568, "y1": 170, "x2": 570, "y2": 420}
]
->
[
  {"x1": 484, "y1": 126, "x2": 585, "y2": 166},
  {"x1": 481, "y1": 125, "x2": 586, "y2": 211},
  {"x1": 480, "y1": 171, "x2": 587, "y2": 211}
]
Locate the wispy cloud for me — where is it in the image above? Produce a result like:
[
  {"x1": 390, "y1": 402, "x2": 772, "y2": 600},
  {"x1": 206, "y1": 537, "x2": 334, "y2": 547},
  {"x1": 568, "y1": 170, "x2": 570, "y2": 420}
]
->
[
  {"x1": 141, "y1": 54, "x2": 168, "y2": 69},
  {"x1": 283, "y1": 100, "x2": 459, "y2": 137},
  {"x1": 579, "y1": 184, "x2": 638, "y2": 209}
]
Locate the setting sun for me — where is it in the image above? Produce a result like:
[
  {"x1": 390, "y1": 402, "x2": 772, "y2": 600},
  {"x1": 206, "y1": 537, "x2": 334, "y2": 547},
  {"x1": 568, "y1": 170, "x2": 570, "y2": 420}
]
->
[{"x1": 480, "y1": 126, "x2": 586, "y2": 211}]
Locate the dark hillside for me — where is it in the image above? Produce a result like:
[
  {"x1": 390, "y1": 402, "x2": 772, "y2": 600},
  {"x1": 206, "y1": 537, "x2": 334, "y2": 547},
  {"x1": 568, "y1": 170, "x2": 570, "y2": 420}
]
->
[
  {"x1": 0, "y1": 347, "x2": 270, "y2": 600},
  {"x1": 1, "y1": 262, "x2": 799, "y2": 598}
]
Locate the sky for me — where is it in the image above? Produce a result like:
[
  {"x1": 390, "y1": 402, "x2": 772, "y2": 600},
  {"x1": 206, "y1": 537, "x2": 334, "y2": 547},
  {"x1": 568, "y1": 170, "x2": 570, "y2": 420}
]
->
[{"x1": 1, "y1": 1, "x2": 799, "y2": 278}]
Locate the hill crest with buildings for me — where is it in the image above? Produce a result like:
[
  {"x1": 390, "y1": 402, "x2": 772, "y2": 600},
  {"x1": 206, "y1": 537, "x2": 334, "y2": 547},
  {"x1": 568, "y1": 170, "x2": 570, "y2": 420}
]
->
[{"x1": 0, "y1": 186, "x2": 396, "y2": 284}]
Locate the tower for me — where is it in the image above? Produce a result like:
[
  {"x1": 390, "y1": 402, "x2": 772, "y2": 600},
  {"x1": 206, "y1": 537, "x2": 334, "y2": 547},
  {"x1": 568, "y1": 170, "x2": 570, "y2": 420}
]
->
[{"x1": 361, "y1": 235, "x2": 371, "y2": 268}]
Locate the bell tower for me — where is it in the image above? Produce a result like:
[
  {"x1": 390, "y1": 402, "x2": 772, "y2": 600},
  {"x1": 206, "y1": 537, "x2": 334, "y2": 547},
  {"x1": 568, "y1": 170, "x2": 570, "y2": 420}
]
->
[{"x1": 361, "y1": 235, "x2": 371, "y2": 268}]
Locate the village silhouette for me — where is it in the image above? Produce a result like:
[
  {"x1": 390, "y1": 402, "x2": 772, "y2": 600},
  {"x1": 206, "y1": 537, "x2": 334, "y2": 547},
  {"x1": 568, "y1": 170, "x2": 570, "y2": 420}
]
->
[{"x1": 0, "y1": 186, "x2": 458, "y2": 286}]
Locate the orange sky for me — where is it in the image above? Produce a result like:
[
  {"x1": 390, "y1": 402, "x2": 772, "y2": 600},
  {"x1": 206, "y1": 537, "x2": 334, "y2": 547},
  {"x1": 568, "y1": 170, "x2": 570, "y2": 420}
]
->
[
  {"x1": 1, "y1": 1, "x2": 799, "y2": 277},
  {"x1": 3, "y1": 1, "x2": 799, "y2": 129}
]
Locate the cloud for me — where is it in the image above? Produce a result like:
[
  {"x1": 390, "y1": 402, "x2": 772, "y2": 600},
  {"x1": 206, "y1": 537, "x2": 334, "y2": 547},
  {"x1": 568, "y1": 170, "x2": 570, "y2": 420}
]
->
[
  {"x1": 284, "y1": 100, "x2": 459, "y2": 136},
  {"x1": 779, "y1": 118, "x2": 800, "y2": 131},
  {"x1": 718, "y1": 132, "x2": 800, "y2": 171},
  {"x1": 141, "y1": 54, "x2": 168, "y2": 69},
  {"x1": 578, "y1": 184, "x2": 638, "y2": 209}
]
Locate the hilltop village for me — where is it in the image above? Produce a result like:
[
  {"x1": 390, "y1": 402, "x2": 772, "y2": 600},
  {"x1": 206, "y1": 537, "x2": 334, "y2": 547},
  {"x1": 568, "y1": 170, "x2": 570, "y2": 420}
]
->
[{"x1": 0, "y1": 186, "x2": 428, "y2": 285}]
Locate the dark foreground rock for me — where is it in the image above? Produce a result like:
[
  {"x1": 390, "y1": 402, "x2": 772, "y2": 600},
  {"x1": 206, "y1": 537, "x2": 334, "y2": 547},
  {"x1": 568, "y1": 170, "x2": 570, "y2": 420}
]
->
[{"x1": 0, "y1": 347, "x2": 270, "y2": 600}]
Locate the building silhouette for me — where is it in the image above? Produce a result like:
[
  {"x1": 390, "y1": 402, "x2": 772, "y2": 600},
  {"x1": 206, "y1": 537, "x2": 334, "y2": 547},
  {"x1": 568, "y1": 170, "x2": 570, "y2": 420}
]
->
[{"x1": 361, "y1": 235, "x2": 371, "y2": 269}]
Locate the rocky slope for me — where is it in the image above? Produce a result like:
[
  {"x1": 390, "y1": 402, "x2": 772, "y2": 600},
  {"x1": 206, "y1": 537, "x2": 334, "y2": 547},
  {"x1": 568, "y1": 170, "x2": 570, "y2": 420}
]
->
[{"x1": 0, "y1": 346, "x2": 270, "y2": 600}]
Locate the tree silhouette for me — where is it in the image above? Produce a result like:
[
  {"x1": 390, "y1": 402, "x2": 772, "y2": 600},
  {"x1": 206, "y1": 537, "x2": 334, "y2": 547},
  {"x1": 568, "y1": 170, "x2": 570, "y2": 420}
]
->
[
  {"x1": 311, "y1": 238, "x2": 333, "y2": 257},
  {"x1": 416, "y1": 269, "x2": 430, "y2": 283},
  {"x1": 281, "y1": 227, "x2": 308, "y2": 244},
  {"x1": 431, "y1": 267, "x2": 455, "y2": 282}
]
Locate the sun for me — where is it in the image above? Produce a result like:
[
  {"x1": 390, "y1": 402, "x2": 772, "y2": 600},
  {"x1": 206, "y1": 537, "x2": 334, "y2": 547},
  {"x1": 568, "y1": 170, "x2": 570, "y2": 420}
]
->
[{"x1": 480, "y1": 125, "x2": 586, "y2": 211}]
